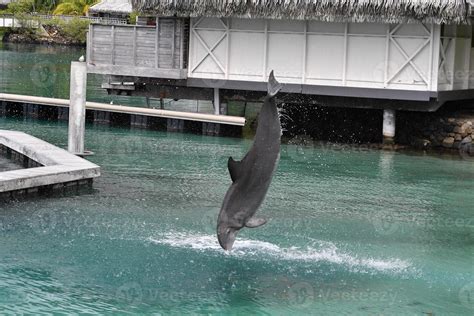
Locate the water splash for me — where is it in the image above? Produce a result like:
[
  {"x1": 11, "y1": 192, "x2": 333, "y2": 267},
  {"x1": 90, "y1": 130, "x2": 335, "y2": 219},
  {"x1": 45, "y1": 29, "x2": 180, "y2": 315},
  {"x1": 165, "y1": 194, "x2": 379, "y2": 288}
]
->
[{"x1": 148, "y1": 232, "x2": 412, "y2": 275}]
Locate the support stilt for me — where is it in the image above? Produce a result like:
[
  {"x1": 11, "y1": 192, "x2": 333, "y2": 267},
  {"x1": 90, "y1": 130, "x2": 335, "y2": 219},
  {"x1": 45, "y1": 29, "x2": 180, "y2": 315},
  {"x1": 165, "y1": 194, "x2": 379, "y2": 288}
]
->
[
  {"x1": 383, "y1": 109, "x2": 396, "y2": 144},
  {"x1": 68, "y1": 61, "x2": 87, "y2": 155},
  {"x1": 214, "y1": 88, "x2": 220, "y2": 115}
]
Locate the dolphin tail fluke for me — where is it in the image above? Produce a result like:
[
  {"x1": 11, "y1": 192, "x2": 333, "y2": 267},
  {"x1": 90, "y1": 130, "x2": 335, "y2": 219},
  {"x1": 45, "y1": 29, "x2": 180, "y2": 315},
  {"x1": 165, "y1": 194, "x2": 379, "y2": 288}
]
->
[{"x1": 267, "y1": 71, "x2": 282, "y2": 97}]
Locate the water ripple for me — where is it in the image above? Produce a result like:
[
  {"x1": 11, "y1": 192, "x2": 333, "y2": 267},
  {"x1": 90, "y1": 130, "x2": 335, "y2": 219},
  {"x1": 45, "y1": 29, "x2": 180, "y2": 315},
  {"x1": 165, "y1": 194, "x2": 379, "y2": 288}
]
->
[{"x1": 148, "y1": 232, "x2": 413, "y2": 275}]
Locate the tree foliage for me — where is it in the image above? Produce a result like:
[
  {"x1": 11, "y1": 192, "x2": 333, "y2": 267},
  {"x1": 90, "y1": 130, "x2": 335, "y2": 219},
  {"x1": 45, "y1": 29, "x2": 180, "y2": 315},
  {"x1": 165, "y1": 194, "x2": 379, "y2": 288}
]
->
[
  {"x1": 7, "y1": 0, "x2": 59, "y2": 14},
  {"x1": 58, "y1": 17, "x2": 89, "y2": 43},
  {"x1": 53, "y1": 0, "x2": 97, "y2": 16}
]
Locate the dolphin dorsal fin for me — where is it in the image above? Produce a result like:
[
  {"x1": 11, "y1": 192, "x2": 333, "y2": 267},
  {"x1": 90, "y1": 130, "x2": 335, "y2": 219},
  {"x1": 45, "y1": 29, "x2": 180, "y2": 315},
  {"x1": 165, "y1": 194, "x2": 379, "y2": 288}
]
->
[{"x1": 228, "y1": 157, "x2": 243, "y2": 182}]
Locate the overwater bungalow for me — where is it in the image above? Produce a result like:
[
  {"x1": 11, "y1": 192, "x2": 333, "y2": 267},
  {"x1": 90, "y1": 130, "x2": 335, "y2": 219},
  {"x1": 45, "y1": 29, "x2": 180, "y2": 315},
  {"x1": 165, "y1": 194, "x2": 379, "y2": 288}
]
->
[
  {"x1": 89, "y1": 0, "x2": 133, "y2": 21},
  {"x1": 86, "y1": 0, "x2": 474, "y2": 140}
]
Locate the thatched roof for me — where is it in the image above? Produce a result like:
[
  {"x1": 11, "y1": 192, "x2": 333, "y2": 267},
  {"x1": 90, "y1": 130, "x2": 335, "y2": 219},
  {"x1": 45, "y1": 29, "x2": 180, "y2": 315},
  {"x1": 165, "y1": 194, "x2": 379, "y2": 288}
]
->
[
  {"x1": 131, "y1": 0, "x2": 469, "y2": 24},
  {"x1": 90, "y1": 0, "x2": 133, "y2": 15}
]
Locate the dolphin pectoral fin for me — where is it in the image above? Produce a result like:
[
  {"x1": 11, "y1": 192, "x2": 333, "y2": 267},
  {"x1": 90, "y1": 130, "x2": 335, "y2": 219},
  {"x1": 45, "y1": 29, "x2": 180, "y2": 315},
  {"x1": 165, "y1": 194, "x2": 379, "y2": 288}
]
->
[
  {"x1": 245, "y1": 217, "x2": 267, "y2": 228},
  {"x1": 228, "y1": 157, "x2": 243, "y2": 182}
]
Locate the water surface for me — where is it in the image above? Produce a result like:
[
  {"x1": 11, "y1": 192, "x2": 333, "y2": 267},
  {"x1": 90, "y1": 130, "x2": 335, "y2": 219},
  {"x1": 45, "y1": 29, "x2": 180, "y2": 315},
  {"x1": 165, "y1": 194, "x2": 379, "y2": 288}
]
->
[
  {"x1": 0, "y1": 42, "x2": 215, "y2": 112},
  {"x1": 0, "y1": 116, "x2": 472, "y2": 315}
]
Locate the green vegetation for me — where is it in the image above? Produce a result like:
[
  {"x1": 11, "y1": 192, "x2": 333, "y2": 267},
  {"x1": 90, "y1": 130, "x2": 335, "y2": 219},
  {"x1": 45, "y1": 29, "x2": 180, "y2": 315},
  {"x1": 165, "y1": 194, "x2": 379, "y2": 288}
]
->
[
  {"x1": 128, "y1": 11, "x2": 138, "y2": 25},
  {"x1": 2, "y1": 0, "x2": 60, "y2": 14},
  {"x1": 1, "y1": 0, "x2": 95, "y2": 45},
  {"x1": 53, "y1": 0, "x2": 97, "y2": 16},
  {"x1": 43, "y1": 17, "x2": 90, "y2": 44},
  {"x1": 1, "y1": 0, "x2": 97, "y2": 15}
]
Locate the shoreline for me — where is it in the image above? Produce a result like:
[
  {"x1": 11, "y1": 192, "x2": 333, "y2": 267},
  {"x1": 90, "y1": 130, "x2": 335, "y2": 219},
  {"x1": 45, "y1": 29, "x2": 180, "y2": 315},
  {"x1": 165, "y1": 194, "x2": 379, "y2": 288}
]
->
[
  {"x1": 0, "y1": 17, "x2": 89, "y2": 46},
  {"x1": 1, "y1": 29, "x2": 86, "y2": 47}
]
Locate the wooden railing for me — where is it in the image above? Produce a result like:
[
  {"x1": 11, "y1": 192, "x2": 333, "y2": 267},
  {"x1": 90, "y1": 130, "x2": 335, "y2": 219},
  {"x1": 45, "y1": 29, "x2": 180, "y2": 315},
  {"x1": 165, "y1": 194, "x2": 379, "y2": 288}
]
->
[
  {"x1": 87, "y1": 19, "x2": 188, "y2": 80},
  {"x1": 0, "y1": 15, "x2": 39, "y2": 28},
  {"x1": 34, "y1": 14, "x2": 128, "y2": 25}
]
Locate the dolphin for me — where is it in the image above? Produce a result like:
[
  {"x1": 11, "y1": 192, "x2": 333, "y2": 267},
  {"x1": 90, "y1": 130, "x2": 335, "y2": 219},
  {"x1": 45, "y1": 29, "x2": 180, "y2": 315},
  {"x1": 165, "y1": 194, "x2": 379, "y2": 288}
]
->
[{"x1": 217, "y1": 71, "x2": 282, "y2": 251}]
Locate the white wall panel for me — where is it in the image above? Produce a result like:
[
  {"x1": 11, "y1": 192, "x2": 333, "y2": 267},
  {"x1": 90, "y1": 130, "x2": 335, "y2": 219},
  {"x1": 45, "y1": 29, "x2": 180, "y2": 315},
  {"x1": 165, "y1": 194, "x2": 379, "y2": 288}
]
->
[
  {"x1": 306, "y1": 35, "x2": 344, "y2": 81},
  {"x1": 230, "y1": 18, "x2": 265, "y2": 31},
  {"x1": 308, "y1": 21, "x2": 345, "y2": 33},
  {"x1": 188, "y1": 17, "x2": 459, "y2": 92},
  {"x1": 268, "y1": 19, "x2": 305, "y2": 32},
  {"x1": 267, "y1": 33, "x2": 304, "y2": 81},
  {"x1": 229, "y1": 32, "x2": 264, "y2": 76},
  {"x1": 349, "y1": 23, "x2": 385, "y2": 35},
  {"x1": 346, "y1": 37, "x2": 386, "y2": 83}
]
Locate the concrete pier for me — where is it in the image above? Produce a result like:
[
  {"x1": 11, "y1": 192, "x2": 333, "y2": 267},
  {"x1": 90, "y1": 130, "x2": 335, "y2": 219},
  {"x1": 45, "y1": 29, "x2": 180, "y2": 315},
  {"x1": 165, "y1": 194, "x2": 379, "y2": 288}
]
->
[
  {"x1": 202, "y1": 122, "x2": 221, "y2": 136},
  {"x1": 131, "y1": 114, "x2": 149, "y2": 128},
  {"x1": 23, "y1": 103, "x2": 40, "y2": 119},
  {"x1": 214, "y1": 88, "x2": 220, "y2": 115},
  {"x1": 93, "y1": 111, "x2": 111, "y2": 125},
  {"x1": 0, "y1": 101, "x2": 6, "y2": 116},
  {"x1": 383, "y1": 109, "x2": 396, "y2": 144},
  {"x1": 68, "y1": 61, "x2": 87, "y2": 155},
  {"x1": 58, "y1": 107, "x2": 69, "y2": 121},
  {"x1": 167, "y1": 118, "x2": 184, "y2": 132},
  {"x1": 0, "y1": 130, "x2": 100, "y2": 194}
]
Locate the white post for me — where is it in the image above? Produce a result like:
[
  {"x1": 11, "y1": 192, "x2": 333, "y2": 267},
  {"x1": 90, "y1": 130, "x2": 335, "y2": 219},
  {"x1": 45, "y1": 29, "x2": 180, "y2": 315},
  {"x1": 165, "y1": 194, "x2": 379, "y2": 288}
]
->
[
  {"x1": 383, "y1": 109, "x2": 396, "y2": 144},
  {"x1": 68, "y1": 60, "x2": 87, "y2": 155},
  {"x1": 214, "y1": 88, "x2": 220, "y2": 115}
]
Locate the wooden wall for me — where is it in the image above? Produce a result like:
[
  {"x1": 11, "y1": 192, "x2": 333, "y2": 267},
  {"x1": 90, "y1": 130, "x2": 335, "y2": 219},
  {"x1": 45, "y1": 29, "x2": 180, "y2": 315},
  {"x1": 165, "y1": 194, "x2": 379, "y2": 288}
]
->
[{"x1": 87, "y1": 18, "x2": 188, "y2": 79}]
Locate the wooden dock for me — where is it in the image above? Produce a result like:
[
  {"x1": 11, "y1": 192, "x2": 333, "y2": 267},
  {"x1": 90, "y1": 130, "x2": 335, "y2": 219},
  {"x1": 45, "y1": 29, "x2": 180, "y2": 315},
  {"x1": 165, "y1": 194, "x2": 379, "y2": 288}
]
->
[{"x1": 0, "y1": 130, "x2": 100, "y2": 194}]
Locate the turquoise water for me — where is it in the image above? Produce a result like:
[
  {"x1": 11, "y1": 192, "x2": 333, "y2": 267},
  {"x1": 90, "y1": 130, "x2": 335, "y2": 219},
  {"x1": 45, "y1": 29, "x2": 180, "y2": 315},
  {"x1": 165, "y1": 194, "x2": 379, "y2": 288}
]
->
[
  {"x1": 0, "y1": 42, "x2": 145, "y2": 106},
  {"x1": 0, "y1": 116, "x2": 473, "y2": 315},
  {"x1": 0, "y1": 42, "x2": 215, "y2": 113}
]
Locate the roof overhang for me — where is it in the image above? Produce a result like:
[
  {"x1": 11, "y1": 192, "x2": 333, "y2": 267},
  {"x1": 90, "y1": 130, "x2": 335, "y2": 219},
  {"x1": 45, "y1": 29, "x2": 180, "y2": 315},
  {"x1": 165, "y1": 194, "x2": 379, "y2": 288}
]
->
[
  {"x1": 131, "y1": 0, "x2": 469, "y2": 24},
  {"x1": 89, "y1": 0, "x2": 133, "y2": 15}
]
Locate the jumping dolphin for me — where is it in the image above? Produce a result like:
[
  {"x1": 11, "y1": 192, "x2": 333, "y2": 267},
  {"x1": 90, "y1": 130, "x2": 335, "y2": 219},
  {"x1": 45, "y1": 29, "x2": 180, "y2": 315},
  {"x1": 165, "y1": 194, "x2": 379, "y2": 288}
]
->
[{"x1": 217, "y1": 71, "x2": 282, "y2": 251}]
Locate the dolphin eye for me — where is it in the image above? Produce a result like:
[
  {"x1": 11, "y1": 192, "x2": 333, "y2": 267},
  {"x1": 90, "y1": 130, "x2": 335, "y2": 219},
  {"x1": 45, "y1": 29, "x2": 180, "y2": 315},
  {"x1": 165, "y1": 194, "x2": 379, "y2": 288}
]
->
[{"x1": 226, "y1": 228, "x2": 231, "y2": 234}]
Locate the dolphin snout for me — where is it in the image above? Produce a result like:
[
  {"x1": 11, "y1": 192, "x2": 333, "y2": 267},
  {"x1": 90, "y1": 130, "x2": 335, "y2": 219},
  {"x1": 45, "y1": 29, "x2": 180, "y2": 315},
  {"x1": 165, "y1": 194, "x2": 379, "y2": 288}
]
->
[{"x1": 217, "y1": 225, "x2": 237, "y2": 251}]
